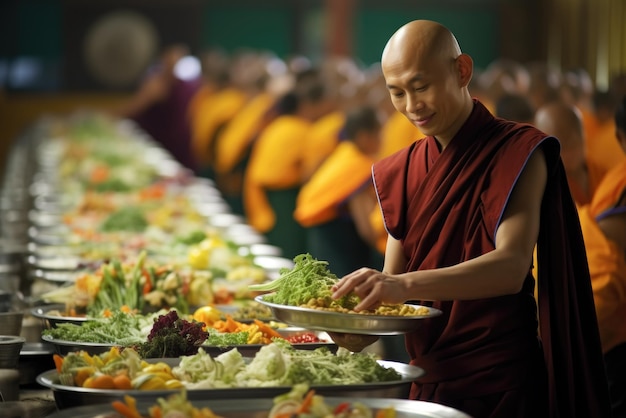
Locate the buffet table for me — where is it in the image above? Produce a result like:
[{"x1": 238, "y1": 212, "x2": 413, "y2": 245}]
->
[{"x1": 0, "y1": 113, "x2": 468, "y2": 418}]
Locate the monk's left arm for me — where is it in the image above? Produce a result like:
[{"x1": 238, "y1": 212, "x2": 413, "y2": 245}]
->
[{"x1": 401, "y1": 147, "x2": 548, "y2": 301}]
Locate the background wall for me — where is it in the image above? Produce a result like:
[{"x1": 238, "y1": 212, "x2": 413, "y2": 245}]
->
[{"x1": 0, "y1": 0, "x2": 624, "y2": 171}]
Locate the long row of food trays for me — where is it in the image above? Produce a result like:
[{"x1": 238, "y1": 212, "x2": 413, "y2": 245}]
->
[
  {"x1": 23, "y1": 113, "x2": 463, "y2": 418},
  {"x1": 21, "y1": 115, "x2": 300, "y2": 397}
]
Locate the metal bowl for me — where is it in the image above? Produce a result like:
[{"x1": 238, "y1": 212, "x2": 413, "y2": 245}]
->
[
  {"x1": 44, "y1": 396, "x2": 471, "y2": 418},
  {"x1": 37, "y1": 359, "x2": 423, "y2": 409},
  {"x1": 41, "y1": 334, "x2": 113, "y2": 356},
  {"x1": 30, "y1": 268, "x2": 83, "y2": 283},
  {"x1": 31, "y1": 304, "x2": 89, "y2": 328},
  {"x1": 27, "y1": 254, "x2": 83, "y2": 271},
  {"x1": 255, "y1": 295, "x2": 443, "y2": 336},
  {"x1": 41, "y1": 328, "x2": 337, "y2": 357},
  {"x1": 18, "y1": 341, "x2": 56, "y2": 385},
  {"x1": 203, "y1": 329, "x2": 337, "y2": 357}
]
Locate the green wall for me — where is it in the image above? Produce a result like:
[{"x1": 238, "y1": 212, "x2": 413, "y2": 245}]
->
[
  {"x1": 201, "y1": 5, "x2": 294, "y2": 57},
  {"x1": 0, "y1": 0, "x2": 497, "y2": 86},
  {"x1": 355, "y1": 8, "x2": 497, "y2": 68}
]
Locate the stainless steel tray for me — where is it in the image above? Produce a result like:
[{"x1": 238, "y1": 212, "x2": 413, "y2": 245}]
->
[
  {"x1": 45, "y1": 396, "x2": 471, "y2": 417},
  {"x1": 27, "y1": 254, "x2": 83, "y2": 271},
  {"x1": 30, "y1": 268, "x2": 83, "y2": 283},
  {"x1": 41, "y1": 329, "x2": 337, "y2": 357},
  {"x1": 31, "y1": 304, "x2": 88, "y2": 328},
  {"x1": 37, "y1": 359, "x2": 424, "y2": 409},
  {"x1": 41, "y1": 334, "x2": 113, "y2": 356},
  {"x1": 255, "y1": 295, "x2": 442, "y2": 336}
]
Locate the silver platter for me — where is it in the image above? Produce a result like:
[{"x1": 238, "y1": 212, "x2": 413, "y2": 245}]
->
[
  {"x1": 31, "y1": 304, "x2": 88, "y2": 328},
  {"x1": 38, "y1": 359, "x2": 423, "y2": 409},
  {"x1": 45, "y1": 396, "x2": 471, "y2": 418},
  {"x1": 41, "y1": 334, "x2": 113, "y2": 356},
  {"x1": 255, "y1": 295, "x2": 442, "y2": 336},
  {"x1": 41, "y1": 329, "x2": 337, "y2": 357}
]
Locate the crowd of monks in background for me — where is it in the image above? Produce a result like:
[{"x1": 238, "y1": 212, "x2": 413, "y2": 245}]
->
[{"x1": 116, "y1": 44, "x2": 626, "y2": 367}]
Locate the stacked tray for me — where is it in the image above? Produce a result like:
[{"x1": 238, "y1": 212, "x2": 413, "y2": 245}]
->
[
  {"x1": 37, "y1": 359, "x2": 424, "y2": 409},
  {"x1": 45, "y1": 397, "x2": 471, "y2": 418}
]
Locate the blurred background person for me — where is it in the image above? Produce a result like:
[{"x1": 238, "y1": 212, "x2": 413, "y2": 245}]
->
[
  {"x1": 579, "y1": 95, "x2": 626, "y2": 418},
  {"x1": 495, "y1": 93, "x2": 535, "y2": 123},
  {"x1": 189, "y1": 50, "x2": 247, "y2": 179},
  {"x1": 115, "y1": 44, "x2": 201, "y2": 173},
  {"x1": 582, "y1": 90, "x2": 626, "y2": 184},
  {"x1": 534, "y1": 101, "x2": 603, "y2": 205},
  {"x1": 294, "y1": 105, "x2": 383, "y2": 276},
  {"x1": 212, "y1": 52, "x2": 288, "y2": 215},
  {"x1": 243, "y1": 69, "x2": 332, "y2": 258}
]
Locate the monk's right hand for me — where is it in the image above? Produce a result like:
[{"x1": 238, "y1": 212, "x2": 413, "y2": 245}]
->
[
  {"x1": 332, "y1": 267, "x2": 407, "y2": 311},
  {"x1": 327, "y1": 332, "x2": 379, "y2": 352}
]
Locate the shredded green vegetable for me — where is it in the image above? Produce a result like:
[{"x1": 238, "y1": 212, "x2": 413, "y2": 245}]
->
[
  {"x1": 100, "y1": 207, "x2": 148, "y2": 232},
  {"x1": 42, "y1": 311, "x2": 152, "y2": 346},
  {"x1": 173, "y1": 339, "x2": 401, "y2": 388},
  {"x1": 249, "y1": 253, "x2": 359, "y2": 309}
]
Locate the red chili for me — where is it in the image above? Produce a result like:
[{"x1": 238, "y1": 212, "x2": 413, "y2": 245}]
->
[
  {"x1": 286, "y1": 333, "x2": 321, "y2": 344},
  {"x1": 334, "y1": 402, "x2": 351, "y2": 414}
]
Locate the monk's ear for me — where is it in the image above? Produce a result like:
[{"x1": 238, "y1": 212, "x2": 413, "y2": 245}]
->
[{"x1": 455, "y1": 53, "x2": 473, "y2": 88}]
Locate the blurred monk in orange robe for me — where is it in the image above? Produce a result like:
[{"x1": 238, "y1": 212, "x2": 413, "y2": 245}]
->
[{"x1": 582, "y1": 91, "x2": 626, "y2": 186}]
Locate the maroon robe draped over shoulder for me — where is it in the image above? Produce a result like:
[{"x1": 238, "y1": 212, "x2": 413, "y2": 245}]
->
[{"x1": 372, "y1": 101, "x2": 611, "y2": 418}]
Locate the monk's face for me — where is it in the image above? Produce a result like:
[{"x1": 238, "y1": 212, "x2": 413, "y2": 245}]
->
[{"x1": 382, "y1": 37, "x2": 471, "y2": 143}]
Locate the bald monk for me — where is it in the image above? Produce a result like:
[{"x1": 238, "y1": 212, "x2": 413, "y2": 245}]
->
[
  {"x1": 329, "y1": 20, "x2": 610, "y2": 418},
  {"x1": 534, "y1": 101, "x2": 604, "y2": 205},
  {"x1": 294, "y1": 105, "x2": 382, "y2": 276}
]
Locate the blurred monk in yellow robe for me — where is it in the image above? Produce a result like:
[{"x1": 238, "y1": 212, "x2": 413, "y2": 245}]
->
[
  {"x1": 300, "y1": 110, "x2": 345, "y2": 182},
  {"x1": 244, "y1": 78, "x2": 330, "y2": 259},
  {"x1": 378, "y1": 110, "x2": 423, "y2": 158},
  {"x1": 190, "y1": 52, "x2": 247, "y2": 178},
  {"x1": 212, "y1": 56, "x2": 286, "y2": 214},
  {"x1": 294, "y1": 105, "x2": 383, "y2": 276}
]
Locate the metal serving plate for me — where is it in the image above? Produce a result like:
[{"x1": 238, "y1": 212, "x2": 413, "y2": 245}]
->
[
  {"x1": 41, "y1": 334, "x2": 113, "y2": 356},
  {"x1": 27, "y1": 254, "x2": 83, "y2": 271},
  {"x1": 37, "y1": 359, "x2": 423, "y2": 409},
  {"x1": 255, "y1": 295, "x2": 443, "y2": 336},
  {"x1": 30, "y1": 268, "x2": 83, "y2": 283},
  {"x1": 41, "y1": 328, "x2": 336, "y2": 357},
  {"x1": 203, "y1": 329, "x2": 336, "y2": 357},
  {"x1": 31, "y1": 304, "x2": 89, "y2": 328},
  {"x1": 45, "y1": 396, "x2": 471, "y2": 418},
  {"x1": 28, "y1": 226, "x2": 71, "y2": 246},
  {"x1": 28, "y1": 209, "x2": 64, "y2": 228}
]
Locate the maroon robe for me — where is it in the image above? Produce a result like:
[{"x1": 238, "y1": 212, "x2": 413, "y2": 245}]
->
[
  {"x1": 372, "y1": 101, "x2": 611, "y2": 418},
  {"x1": 133, "y1": 76, "x2": 201, "y2": 173}
]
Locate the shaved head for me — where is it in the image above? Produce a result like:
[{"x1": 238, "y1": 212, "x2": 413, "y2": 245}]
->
[
  {"x1": 534, "y1": 101, "x2": 586, "y2": 176},
  {"x1": 534, "y1": 101, "x2": 584, "y2": 150},
  {"x1": 382, "y1": 20, "x2": 462, "y2": 74},
  {"x1": 380, "y1": 20, "x2": 473, "y2": 146}
]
